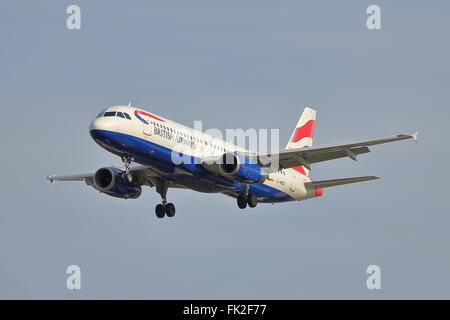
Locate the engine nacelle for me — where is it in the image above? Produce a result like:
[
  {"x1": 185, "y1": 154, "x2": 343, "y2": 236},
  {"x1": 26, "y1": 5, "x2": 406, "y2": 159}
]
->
[
  {"x1": 202, "y1": 152, "x2": 265, "y2": 184},
  {"x1": 94, "y1": 167, "x2": 142, "y2": 199}
]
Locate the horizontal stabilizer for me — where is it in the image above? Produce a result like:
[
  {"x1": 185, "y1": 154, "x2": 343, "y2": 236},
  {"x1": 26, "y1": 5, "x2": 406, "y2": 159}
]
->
[{"x1": 305, "y1": 176, "x2": 379, "y2": 189}]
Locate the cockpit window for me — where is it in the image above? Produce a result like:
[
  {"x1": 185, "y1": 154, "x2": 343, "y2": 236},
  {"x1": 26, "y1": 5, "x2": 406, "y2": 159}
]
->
[{"x1": 97, "y1": 110, "x2": 132, "y2": 120}]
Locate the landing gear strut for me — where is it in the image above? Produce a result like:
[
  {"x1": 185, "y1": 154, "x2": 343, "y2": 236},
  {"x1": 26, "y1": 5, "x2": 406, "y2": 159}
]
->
[
  {"x1": 121, "y1": 155, "x2": 134, "y2": 183},
  {"x1": 154, "y1": 178, "x2": 176, "y2": 218}
]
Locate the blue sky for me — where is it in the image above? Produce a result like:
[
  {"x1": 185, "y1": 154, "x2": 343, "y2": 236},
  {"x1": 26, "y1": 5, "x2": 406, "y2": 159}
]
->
[{"x1": 0, "y1": 1, "x2": 449, "y2": 298}]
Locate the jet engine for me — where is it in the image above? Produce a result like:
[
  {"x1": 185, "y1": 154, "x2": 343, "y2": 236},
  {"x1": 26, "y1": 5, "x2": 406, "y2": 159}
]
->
[
  {"x1": 94, "y1": 167, "x2": 142, "y2": 199},
  {"x1": 202, "y1": 152, "x2": 265, "y2": 184}
]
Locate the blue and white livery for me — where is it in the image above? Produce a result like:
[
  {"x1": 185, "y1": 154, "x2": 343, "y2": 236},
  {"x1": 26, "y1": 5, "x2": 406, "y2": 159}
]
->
[{"x1": 48, "y1": 105, "x2": 417, "y2": 218}]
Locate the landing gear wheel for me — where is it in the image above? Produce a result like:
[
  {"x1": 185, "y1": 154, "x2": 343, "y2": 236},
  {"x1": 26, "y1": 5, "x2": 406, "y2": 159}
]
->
[
  {"x1": 247, "y1": 194, "x2": 257, "y2": 208},
  {"x1": 165, "y1": 203, "x2": 176, "y2": 217},
  {"x1": 155, "y1": 204, "x2": 165, "y2": 218},
  {"x1": 237, "y1": 195, "x2": 247, "y2": 209}
]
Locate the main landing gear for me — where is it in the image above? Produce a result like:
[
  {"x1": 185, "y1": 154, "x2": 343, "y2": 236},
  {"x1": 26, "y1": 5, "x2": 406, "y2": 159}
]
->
[
  {"x1": 121, "y1": 155, "x2": 134, "y2": 183},
  {"x1": 155, "y1": 203, "x2": 175, "y2": 218},
  {"x1": 237, "y1": 184, "x2": 257, "y2": 209},
  {"x1": 154, "y1": 178, "x2": 176, "y2": 219}
]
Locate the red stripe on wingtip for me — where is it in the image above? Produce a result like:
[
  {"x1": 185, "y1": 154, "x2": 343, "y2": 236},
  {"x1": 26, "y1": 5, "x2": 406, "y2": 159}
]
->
[
  {"x1": 315, "y1": 187, "x2": 323, "y2": 197},
  {"x1": 291, "y1": 119, "x2": 315, "y2": 142},
  {"x1": 134, "y1": 110, "x2": 165, "y2": 122}
]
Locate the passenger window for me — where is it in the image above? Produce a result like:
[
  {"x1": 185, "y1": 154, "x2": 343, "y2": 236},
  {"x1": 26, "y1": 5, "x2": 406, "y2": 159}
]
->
[
  {"x1": 104, "y1": 111, "x2": 116, "y2": 117},
  {"x1": 123, "y1": 113, "x2": 131, "y2": 120},
  {"x1": 117, "y1": 112, "x2": 125, "y2": 118}
]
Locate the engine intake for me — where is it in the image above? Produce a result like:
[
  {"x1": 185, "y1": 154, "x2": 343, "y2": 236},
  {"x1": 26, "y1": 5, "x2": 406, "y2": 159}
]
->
[
  {"x1": 220, "y1": 153, "x2": 239, "y2": 175},
  {"x1": 94, "y1": 167, "x2": 142, "y2": 199}
]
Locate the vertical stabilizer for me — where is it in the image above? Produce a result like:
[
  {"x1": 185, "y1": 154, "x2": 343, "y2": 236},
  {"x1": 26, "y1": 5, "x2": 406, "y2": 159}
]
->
[{"x1": 286, "y1": 107, "x2": 316, "y2": 176}]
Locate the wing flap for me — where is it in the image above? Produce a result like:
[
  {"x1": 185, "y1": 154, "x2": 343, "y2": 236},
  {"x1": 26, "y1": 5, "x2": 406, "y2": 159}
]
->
[{"x1": 278, "y1": 146, "x2": 371, "y2": 169}]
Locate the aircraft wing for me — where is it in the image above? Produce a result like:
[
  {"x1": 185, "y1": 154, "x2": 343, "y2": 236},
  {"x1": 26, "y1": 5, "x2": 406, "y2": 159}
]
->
[
  {"x1": 47, "y1": 165, "x2": 185, "y2": 189},
  {"x1": 47, "y1": 172, "x2": 97, "y2": 187},
  {"x1": 304, "y1": 176, "x2": 379, "y2": 189},
  {"x1": 257, "y1": 132, "x2": 418, "y2": 173}
]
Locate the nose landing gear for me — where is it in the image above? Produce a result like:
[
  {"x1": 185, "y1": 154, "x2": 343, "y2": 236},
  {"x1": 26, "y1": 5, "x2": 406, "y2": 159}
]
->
[{"x1": 121, "y1": 155, "x2": 134, "y2": 183}]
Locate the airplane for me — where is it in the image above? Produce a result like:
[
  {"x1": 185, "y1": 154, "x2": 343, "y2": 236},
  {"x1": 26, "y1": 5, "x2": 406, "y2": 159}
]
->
[{"x1": 47, "y1": 105, "x2": 417, "y2": 218}]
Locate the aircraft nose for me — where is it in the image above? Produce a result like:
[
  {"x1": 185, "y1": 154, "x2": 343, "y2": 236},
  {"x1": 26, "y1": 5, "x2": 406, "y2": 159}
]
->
[
  {"x1": 89, "y1": 117, "x2": 119, "y2": 132},
  {"x1": 89, "y1": 114, "x2": 123, "y2": 146},
  {"x1": 89, "y1": 118, "x2": 106, "y2": 142},
  {"x1": 89, "y1": 118, "x2": 99, "y2": 131}
]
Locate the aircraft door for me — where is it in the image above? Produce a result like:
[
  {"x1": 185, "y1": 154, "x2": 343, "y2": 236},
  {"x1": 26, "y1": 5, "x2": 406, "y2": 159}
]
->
[
  {"x1": 290, "y1": 174, "x2": 297, "y2": 192},
  {"x1": 143, "y1": 122, "x2": 152, "y2": 136}
]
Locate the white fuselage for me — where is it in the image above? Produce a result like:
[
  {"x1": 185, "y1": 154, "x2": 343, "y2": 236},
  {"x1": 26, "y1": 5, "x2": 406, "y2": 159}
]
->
[{"x1": 89, "y1": 106, "x2": 316, "y2": 202}]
